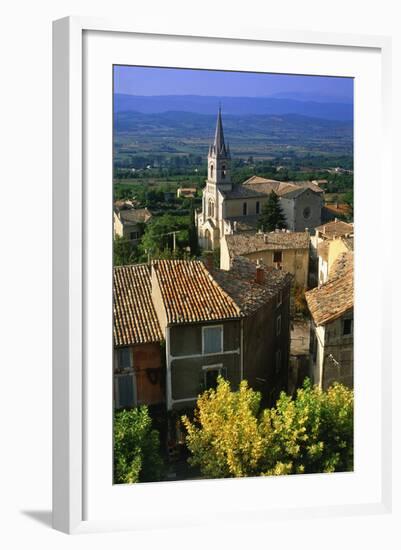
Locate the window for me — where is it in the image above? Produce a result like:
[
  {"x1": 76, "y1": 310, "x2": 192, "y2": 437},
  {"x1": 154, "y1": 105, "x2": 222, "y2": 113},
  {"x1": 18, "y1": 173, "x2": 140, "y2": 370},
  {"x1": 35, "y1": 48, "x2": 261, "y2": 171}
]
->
[
  {"x1": 303, "y1": 206, "x2": 311, "y2": 219},
  {"x1": 208, "y1": 199, "x2": 215, "y2": 218},
  {"x1": 276, "y1": 315, "x2": 282, "y2": 336},
  {"x1": 276, "y1": 290, "x2": 283, "y2": 308},
  {"x1": 273, "y1": 250, "x2": 283, "y2": 263},
  {"x1": 210, "y1": 164, "x2": 214, "y2": 179},
  {"x1": 343, "y1": 318, "x2": 353, "y2": 336},
  {"x1": 116, "y1": 374, "x2": 136, "y2": 409},
  {"x1": 203, "y1": 365, "x2": 225, "y2": 390},
  {"x1": 118, "y1": 348, "x2": 131, "y2": 370},
  {"x1": 256, "y1": 201, "x2": 260, "y2": 214},
  {"x1": 275, "y1": 349, "x2": 282, "y2": 374},
  {"x1": 202, "y1": 325, "x2": 223, "y2": 354},
  {"x1": 243, "y1": 202, "x2": 247, "y2": 216},
  {"x1": 222, "y1": 164, "x2": 226, "y2": 179},
  {"x1": 129, "y1": 231, "x2": 140, "y2": 240}
]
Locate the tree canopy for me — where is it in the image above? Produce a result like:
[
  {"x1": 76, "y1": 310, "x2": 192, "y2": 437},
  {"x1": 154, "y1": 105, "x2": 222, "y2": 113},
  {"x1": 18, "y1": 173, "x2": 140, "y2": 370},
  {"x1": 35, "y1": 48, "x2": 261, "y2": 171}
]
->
[
  {"x1": 182, "y1": 377, "x2": 353, "y2": 479},
  {"x1": 257, "y1": 192, "x2": 287, "y2": 231},
  {"x1": 114, "y1": 406, "x2": 165, "y2": 483}
]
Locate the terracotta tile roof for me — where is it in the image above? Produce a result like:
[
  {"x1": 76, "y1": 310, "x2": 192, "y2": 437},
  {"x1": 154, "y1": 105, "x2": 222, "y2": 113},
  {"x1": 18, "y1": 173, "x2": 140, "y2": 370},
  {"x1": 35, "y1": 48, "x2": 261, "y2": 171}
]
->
[
  {"x1": 315, "y1": 219, "x2": 353, "y2": 239},
  {"x1": 113, "y1": 264, "x2": 163, "y2": 347},
  {"x1": 213, "y1": 257, "x2": 292, "y2": 315},
  {"x1": 226, "y1": 230, "x2": 310, "y2": 258},
  {"x1": 152, "y1": 260, "x2": 241, "y2": 324},
  {"x1": 305, "y1": 251, "x2": 353, "y2": 326}
]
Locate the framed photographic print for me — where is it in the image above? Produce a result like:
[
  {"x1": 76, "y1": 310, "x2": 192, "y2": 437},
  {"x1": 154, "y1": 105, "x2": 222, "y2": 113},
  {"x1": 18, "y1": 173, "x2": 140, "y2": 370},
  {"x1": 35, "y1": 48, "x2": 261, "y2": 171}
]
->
[{"x1": 52, "y1": 17, "x2": 392, "y2": 534}]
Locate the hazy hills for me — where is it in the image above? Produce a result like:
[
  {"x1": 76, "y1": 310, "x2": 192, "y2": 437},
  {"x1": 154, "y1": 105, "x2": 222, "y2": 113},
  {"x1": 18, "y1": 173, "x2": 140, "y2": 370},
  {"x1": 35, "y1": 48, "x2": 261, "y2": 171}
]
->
[
  {"x1": 114, "y1": 94, "x2": 353, "y2": 121},
  {"x1": 114, "y1": 110, "x2": 353, "y2": 160}
]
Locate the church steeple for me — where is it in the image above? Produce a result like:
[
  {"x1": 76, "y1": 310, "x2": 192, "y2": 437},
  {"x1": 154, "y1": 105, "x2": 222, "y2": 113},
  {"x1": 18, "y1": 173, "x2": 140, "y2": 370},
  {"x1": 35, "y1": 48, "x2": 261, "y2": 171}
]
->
[
  {"x1": 210, "y1": 107, "x2": 230, "y2": 158},
  {"x1": 207, "y1": 107, "x2": 232, "y2": 190}
]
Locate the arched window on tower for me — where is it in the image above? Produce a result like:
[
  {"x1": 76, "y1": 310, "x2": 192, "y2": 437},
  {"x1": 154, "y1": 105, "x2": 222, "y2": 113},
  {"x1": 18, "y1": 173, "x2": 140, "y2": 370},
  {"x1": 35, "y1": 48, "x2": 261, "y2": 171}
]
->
[
  {"x1": 208, "y1": 199, "x2": 215, "y2": 219},
  {"x1": 221, "y1": 164, "x2": 226, "y2": 179},
  {"x1": 210, "y1": 164, "x2": 214, "y2": 179}
]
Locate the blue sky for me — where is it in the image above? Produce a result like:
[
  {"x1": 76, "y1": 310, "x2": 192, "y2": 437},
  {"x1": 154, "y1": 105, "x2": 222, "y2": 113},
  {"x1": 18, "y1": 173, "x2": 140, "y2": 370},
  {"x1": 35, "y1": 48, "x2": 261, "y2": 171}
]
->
[{"x1": 114, "y1": 65, "x2": 353, "y2": 103}]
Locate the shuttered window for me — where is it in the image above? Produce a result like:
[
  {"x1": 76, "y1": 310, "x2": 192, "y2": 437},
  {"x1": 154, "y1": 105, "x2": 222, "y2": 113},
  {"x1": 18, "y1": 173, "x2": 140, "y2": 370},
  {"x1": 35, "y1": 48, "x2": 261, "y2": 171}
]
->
[
  {"x1": 118, "y1": 348, "x2": 131, "y2": 369},
  {"x1": 202, "y1": 326, "x2": 223, "y2": 354},
  {"x1": 117, "y1": 374, "x2": 135, "y2": 409}
]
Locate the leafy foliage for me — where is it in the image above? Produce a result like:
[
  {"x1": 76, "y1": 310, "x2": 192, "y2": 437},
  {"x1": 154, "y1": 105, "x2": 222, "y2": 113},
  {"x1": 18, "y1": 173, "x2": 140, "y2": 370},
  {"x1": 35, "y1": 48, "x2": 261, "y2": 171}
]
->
[
  {"x1": 114, "y1": 407, "x2": 165, "y2": 484},
  {"x1": 292, "y1": 283, "x2": 309, "y2": 317},
  {"x1": 182, "y1": 377, "x2": 353, "y2": 479},
  {"x1": 139, "y1": 213, "x2": 190, "y2": 260},
  {"x1": 113, "y1": 235, "x2": 138, "y2": 266},
  {"x1": 259, "y1": 379, "x2": 354, "y2": 475},
  {"x1": 182, "y1": 378, "x2": 263, "y2": 478},
  {"x1": 257, "y1": 192, "x2": 287, "y2": 232}
]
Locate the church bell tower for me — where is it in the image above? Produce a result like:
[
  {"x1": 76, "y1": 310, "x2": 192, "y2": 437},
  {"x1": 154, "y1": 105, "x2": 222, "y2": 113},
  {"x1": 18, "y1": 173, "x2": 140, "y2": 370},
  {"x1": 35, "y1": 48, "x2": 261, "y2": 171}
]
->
[{"x1": 207, "y1": 107, "x2": 232, "y2": 192}]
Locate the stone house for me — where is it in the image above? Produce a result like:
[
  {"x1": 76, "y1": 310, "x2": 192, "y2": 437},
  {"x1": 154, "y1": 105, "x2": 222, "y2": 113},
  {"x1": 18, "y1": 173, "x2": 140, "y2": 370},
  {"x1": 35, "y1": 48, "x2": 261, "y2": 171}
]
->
[
  {"x1": 151, "y1": 258, "x2": 292, "y2": 410},
  {"x1": 311, "y1": 219, "x2": 353, "y2": 286},
  {"x1": 220, "y1": 229, "x2": 310, "y2": 287},
  {"x1": 113, "y1": 257, "x2": 292, "y2": 412},
  {"x1": 113, "y1": 206, "x2": 152, "y2": 244},
  {"x1": 305, "y1": 251, "x2": 353, "y2": 390},
  {"x1": 196, "y1": 109, "x2": 324, "y2": 250},
  {"x1": 113, "y1": 264, "x2": 165, "y2": 409},
  {"x1": 177, "y1": 187, "x2": 197, "y2": 199}
]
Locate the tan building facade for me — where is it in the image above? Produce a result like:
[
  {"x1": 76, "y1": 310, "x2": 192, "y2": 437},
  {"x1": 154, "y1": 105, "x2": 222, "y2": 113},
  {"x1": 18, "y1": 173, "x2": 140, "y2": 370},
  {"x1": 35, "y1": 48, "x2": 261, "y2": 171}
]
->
[{"x1": 221, "y1": 230, "x2": 310, "y2": 288}]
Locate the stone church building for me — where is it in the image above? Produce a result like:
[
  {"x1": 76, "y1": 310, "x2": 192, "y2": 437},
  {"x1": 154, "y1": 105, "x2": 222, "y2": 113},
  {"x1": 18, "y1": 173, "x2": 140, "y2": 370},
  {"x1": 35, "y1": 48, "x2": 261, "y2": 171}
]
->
[{"x1": 196, "y1": 109, "x2": 324, "y2": 250}]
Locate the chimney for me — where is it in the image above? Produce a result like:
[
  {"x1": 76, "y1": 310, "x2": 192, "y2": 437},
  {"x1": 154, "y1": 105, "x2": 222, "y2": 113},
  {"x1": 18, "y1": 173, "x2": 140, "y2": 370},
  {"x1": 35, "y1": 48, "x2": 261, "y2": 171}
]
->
[{"x1": 255, "y1": 259, "x2": 265, "y2": 284}]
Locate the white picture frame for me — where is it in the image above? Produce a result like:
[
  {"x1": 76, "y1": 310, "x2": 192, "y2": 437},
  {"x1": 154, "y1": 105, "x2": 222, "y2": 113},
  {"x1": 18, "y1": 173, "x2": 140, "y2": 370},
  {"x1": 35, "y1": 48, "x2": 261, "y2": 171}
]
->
[{"x1": 52, "y1": 16, "x2": 392, "y2": 534}]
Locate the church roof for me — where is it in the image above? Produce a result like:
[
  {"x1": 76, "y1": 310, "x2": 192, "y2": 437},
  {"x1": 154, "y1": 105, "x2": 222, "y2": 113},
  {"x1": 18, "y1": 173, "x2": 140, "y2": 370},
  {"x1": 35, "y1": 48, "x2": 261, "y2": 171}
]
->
[{"x1": 222, "y1": 177, "x2": 323, "y2": 201}]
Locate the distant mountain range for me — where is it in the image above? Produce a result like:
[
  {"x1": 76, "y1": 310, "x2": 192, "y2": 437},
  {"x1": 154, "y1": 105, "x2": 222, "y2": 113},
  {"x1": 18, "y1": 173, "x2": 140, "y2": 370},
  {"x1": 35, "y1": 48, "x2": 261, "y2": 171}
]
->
[
  {"x1": 114, "y1": 110, "x2": 353, "y2": 159},
  {"x1": 114, "y1": 94, "x2": 353, "y2": 121}
]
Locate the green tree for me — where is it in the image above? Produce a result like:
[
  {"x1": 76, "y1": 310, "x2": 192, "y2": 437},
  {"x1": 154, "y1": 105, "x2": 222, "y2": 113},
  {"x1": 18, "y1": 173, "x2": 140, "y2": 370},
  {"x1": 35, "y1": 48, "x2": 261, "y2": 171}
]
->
[
  {"x1": 113, "y1": 235, "x2": 137, "y2": 266},
  {"x1": 114, "y1": 406, "x2": 165, "y2": 484},
  {"x1": 182, "y1": 377, "x2": 353, "y2": 479},
  {"x1": 139, "y1": 213, "x2": 189, "y2": 260},
  {"x1": 343, "y1": 189, "x2": 354, "y2": 220},
  {"x1": 257, "y1": 192, "x2": 287, "y2": 231},
  {"x1": 260, "y1": 379, "x2": 353, "y2": 475},
  {"x1": 182, "y1": 378, "x2": 263, "y2": 478}
]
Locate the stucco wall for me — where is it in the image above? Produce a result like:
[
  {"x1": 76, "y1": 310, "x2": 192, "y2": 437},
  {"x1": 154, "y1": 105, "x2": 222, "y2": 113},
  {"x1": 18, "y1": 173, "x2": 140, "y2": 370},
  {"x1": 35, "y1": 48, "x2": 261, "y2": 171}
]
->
[
  {"x1": 322, "y1": 312, "x2": 354, "y2": 390},
  {"x1": 151, "y1": 266, "x2": 168, "y2": 335},
  {"x1": 243, "y1": 247, "x2": 309, "y2": 287},
  {"x1": 224, "y1": 196, "x2": 268, "y2": 218},
  {"x1": 170, "y1": 352, "x2": 241, "y2": 405},
  {"x1": 169, "y1": 320, "x2": 240, "y2": 357},
  {"x1": 243, "y1": 281, "x2": 291, "y2": 406},
  {"x1": 168, "y1": 320, "x2": 241, "y2": 409}
]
